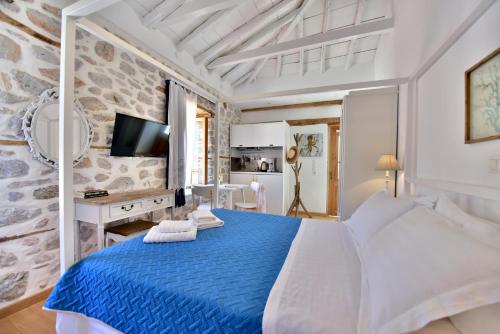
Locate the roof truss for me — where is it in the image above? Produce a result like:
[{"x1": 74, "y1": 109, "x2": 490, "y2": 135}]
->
[
  {"x1": 209, "y1": 16, "x2": 394, "y2": 69},
  {"x1": 194, "y1": 0, "x2": 300, "y2": 66},
  {"x1": 162, "y1": 0, "x2": 247, "y2": 26}
]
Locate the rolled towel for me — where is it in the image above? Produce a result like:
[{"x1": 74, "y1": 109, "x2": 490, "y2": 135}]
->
[
  {"x1": 144, "y1": 226, "x2": 197, "y2": 243},
  {"x1": 192, "y1": 210, "x2": 216, "y2": 223},
  {"x1": 158, "y1": 219, "x2": 194, "y2": 233}
]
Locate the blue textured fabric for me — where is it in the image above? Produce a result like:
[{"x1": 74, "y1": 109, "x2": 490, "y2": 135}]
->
[{"x1": 45, "y1": 209, "x2": 301, "y2": 334}]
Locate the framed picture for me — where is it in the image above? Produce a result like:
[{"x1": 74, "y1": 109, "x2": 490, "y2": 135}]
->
[
  {"x1": 299, "y1": 133, "x2": 323, "y2": 157},
  {"x1": 465, "y1": 47, "x2": 500, "y2": 144}
]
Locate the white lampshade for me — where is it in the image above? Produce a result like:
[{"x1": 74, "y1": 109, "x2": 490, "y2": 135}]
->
[{"x1": 376, "y1": 154, "x2": 401, "y2": 171}]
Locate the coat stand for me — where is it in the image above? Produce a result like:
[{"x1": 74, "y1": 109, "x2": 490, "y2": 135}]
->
[{"x1": 286, "y1": 134, "x2": 312, "y2": 218}]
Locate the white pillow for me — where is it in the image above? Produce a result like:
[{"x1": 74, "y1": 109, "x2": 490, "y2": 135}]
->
[
  {"x1": 435, "y1": 194, "x2": 500, "y2": 250},
  {"x1": 450, "y1": 303, "x2": 500, "y2": 334},
  {"x1": 358, "y1": 206, "x2": 500, "y2": 334},
  {"x1": 399, "y1": 194, "x2": 439, "y2": 209},
  {"x1": 346, "y1": 191, "x2": 415, "y2": 248}
]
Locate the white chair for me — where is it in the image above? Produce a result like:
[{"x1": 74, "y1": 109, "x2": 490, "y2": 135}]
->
[
  {"x1": 192, "y1": 184, "x2": 215, "y2": 211},
  {"x1": 234, "y1": 182, "x2": 263, "y2": 212}
]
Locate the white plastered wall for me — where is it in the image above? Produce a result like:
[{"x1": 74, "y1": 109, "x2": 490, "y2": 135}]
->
[{"x1": 416, "y1": 1, "x2": 500, "y2": 188}]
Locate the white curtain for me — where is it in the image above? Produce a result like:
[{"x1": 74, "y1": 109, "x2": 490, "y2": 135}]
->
[
  {"x1": 184, "y1": 93, "x2": 197, "y2": 187},
  {"x1": 167, "y1": 82, "x2": 197, "y2": 189}
]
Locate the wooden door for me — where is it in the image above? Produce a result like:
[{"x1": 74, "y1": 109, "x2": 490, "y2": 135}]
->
[{"x1": 328, "y1": 124, "x2": 340, "y2": 216}]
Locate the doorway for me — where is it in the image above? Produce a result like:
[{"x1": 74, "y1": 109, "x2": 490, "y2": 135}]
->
[
  {"x1": 327, "y1": 122, "x2": 340, "y2": 216},
  {"x1": 286, "y1": 117, "x2": 340, "y2": 218}
]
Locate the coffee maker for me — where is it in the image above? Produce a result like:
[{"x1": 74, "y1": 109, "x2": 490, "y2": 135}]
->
[{"x1": 260, "y1": 158, "x2": 276, "y2": 172}]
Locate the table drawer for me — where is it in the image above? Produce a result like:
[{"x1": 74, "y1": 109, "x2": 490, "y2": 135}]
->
[
  {"x1": 143, "y1": 195, "x2": 173, "y2": 209},
  {"x1": 109, "y1": 201, "x2": 143, "y2": 218}
]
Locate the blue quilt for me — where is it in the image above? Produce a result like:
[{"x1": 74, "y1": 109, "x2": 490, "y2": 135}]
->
[{"x1": 45, "y1": 209, "x2": 301, "y2": 334}]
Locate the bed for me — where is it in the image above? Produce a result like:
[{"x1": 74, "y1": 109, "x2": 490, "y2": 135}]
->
[
  {"x1": 45, "y1": 193, "x2": 500, "y2": 334},
  {"x1": 45, "y1": 209, "x2": 302, "y2": 333}
]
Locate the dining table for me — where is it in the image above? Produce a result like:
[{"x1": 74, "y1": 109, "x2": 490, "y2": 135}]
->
[{"x1": 218, "y1": 183, "x2": 249, "y2": 210}]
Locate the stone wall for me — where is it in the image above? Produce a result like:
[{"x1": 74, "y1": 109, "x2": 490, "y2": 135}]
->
[
  {"x1": 218, "y1": 103, "x2": 241, "y2": 206},
  {"x1": 0, "y1": 0, "x2": 170, "y2": 308},
  {"x1": 0, "y1": 0, "x2": 240, "y2": 308}
]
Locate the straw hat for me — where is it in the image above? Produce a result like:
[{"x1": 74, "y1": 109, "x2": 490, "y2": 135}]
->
[{"x1": 286, "y1": 146, "x2": 299, "y2": 164}]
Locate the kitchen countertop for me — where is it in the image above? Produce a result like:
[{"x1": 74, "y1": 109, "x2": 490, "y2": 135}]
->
[{"x1": 230, "y1": 171, "x2": 283, "y2": 175}]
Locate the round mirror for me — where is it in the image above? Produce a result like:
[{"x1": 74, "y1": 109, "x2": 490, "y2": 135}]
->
[{"x1": 22, "y1": 88, "x2": 93, "y2": 168}]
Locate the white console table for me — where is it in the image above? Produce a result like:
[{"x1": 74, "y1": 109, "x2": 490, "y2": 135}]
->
[{"x1": 74, "y1": 189, "x2": 175, "y2": 260}]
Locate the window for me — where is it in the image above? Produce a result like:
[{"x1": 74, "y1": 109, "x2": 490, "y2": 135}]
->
[{"x1": 190, "y1": 107, "x2": 212, "y2": 185}]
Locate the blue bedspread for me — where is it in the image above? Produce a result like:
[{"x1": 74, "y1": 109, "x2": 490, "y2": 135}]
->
[{"x1": 45, "y1": 209, "x2": 301, "y2": 334}]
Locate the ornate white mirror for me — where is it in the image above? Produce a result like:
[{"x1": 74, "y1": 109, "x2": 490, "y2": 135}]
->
[{"x1": 22, "y1": 88, "x2": 93, "y2": 168}]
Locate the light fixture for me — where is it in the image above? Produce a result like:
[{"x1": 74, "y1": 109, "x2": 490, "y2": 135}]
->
[{"x1": 376, "y1": 154, "x2": 401, "y2": 193}]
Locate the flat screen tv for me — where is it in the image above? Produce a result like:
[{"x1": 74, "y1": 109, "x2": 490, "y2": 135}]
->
[{"x1": 110, "y1": 113, "x2": 169, "y2": 157}]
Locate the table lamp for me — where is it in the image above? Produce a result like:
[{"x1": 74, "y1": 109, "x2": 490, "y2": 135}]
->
[{"x1": 376, "y1": 154, "x2": 401, "y2": 193}]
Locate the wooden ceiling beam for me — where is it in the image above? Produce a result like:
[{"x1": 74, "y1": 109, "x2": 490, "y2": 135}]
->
[
  {"x1": 209, "y1": 17, "x2": 394, "y2": 69},
  {"x1": 241, "y1": 100, "x2": 343, "y2": 112},
  {"x1": 163, "y1": 0, "x2": 246, "y2": 26},
  {"x1": 298, "y1": 15, "x2": 304, "y2": 77},
  {"x1": 177, "y1": 9, "x2": 228, "y2": 52},
  {"x1": 247, "y1": 0, "x2": 317, "y2": 83},
  {"x1": 319, "y1": 0, "x2": 330, "y2": 74},
  {"x1": 287, "y1": 117, "x2": 340, "y2": 126},
  {"x1": 218, "y1": 9, "x2": 299, "y2": 81},
  {"x1": 232, "y1": 69, "x2": 254, "y2": 87},
  {"x1": 142, "y1": 0, "x2": 184, "y2": 29},
  {"x1": 195, "y1": 0, "x2": 300, "y2": 66},
  {"x1": 345, "y1": 0, "x2": 365, "y2": 70}
]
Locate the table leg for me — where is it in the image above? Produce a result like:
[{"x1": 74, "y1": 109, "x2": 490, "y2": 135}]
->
[
  {"x1": 227, "y1": 190, "x2": 233, "y2": 210},
  {"x1": 97, "y1": 223, "x2": 105, "y2": 250},
  {"x1": 74, "y1": 220, "x2": 81, "y2": 262},
  {"x1": 171, "y1": 206, "x2": 175, "y2": 219}
]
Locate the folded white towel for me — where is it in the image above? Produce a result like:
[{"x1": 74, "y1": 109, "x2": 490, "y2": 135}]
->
[
  {"x1": 143, "y1": 226, "x2": 197, "y2": 243},
  {"x1": 158, "y1": 219, "x2": 194, "y2": 233},
  {"x1": 192, "y1": 210, "x2": 217, "y2": 223},
  {"x1": 197, "y1": 219, "x2": 224, "y2": 230}
]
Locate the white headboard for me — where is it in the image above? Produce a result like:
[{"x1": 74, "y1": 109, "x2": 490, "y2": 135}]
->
[{"x1": 408, "y1": 178, "x2": 500, "y2": 224}]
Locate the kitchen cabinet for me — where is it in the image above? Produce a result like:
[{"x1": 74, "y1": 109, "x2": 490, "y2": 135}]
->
[
  {"x1": 230, "y1": 124, "x2": 255, "y2": 148},
  {"x1": 229, "y1": 172, "x2": 284, "y2": 215},
  {"x1": 256, "y1": 173, "x2": 283, "y2": 215},
  {"x1": 255, "y1": 123, "x2": 285, "y2": 147},
  {"x1": 231, "y1": 122, "x2": 285, "y2": 148}
]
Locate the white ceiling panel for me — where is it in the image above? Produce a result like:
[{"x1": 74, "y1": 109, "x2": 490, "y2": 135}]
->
[
  {"x1": 303, "y1": 14, "x2": 322, "y2": 36},
  {"x1": 363, "y1": 0, "x2": 390, "y2": 22},
  {"x1": 326, "y1": 41, "x2": 349, "y2": 58},
  {"x1": 352, "y1": 49, "x2": 376, "y2": 64},
  {"x1": 305, "y1": 47, "x2": 322, "y2": 63},
  {"x1": 281, "y1": 62, "x2": 300, "y2": 76},
  {"x1": 124, "y1": 0, "x2": 389, "y2": 90},
  {"x1": 329, "y1": 5, "x2": 358, "y2": 30},
  {"x1": 283, "y1": 52, "x2": 300, "y2": 64},
  {"x1": 354, "y1": 35, "x2": 380, "y2": 52},
  {"x1": 305, "y1": 60, "x2": 320, "y2": 73},
  {"x1": 304, "y1": 0, "x2": 326, "y2": 19},
  {"x1": 236, "y1": 2, "x2": 260, "y2": 24},
  {"x1": 330, "y1": 0, "x2": 357, "y2": 11},
  {"x1": 326, "y1": 55, "x2": 347, "y2": 68}
]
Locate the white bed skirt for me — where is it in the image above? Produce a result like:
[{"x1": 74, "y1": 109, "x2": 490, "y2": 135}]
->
[{"x1": 56, "y1": 311, "x2": 122, "y2": 334}]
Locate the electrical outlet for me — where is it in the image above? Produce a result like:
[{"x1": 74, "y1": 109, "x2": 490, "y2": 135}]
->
[{"x1": 488, "y1": 156, "x2": 500, "y2": 174}]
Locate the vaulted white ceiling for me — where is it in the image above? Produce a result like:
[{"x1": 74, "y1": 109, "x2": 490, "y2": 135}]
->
[{"x1": 121, "y1": 0, "x2": 392, "y2": 95}]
